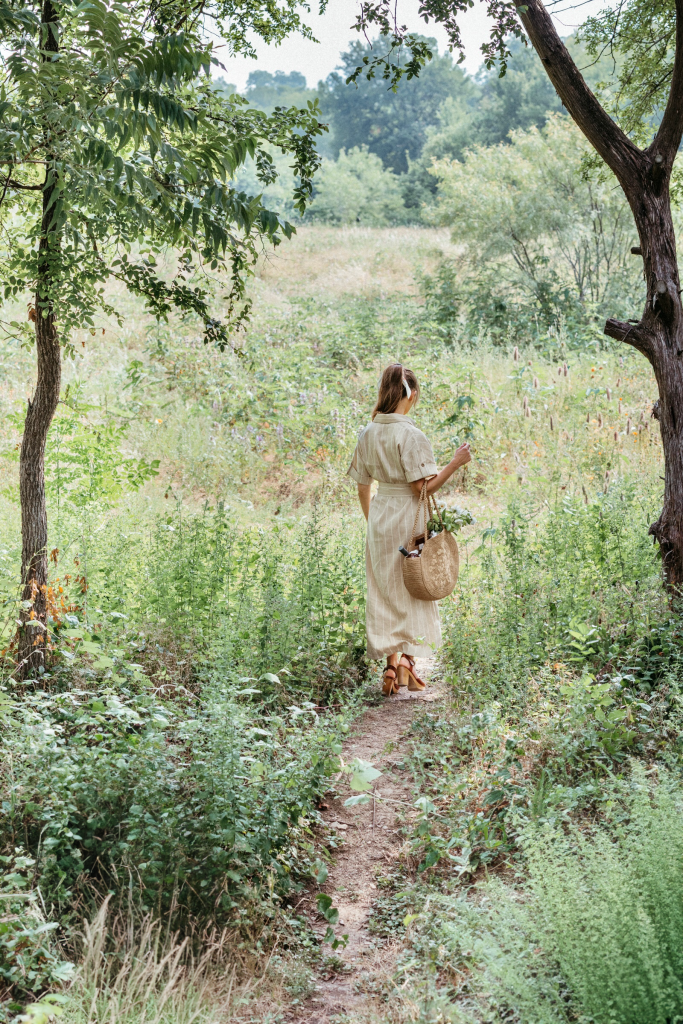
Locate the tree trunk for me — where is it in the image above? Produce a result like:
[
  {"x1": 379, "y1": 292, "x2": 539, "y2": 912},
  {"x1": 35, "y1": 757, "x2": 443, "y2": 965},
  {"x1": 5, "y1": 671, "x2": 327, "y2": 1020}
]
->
[
  {"x1": 605, "y1": 175, "x2": 683, "y2": 592},
  {"x1": 516, "y1": 0, "x2": 683, "y2": 594},
  {"x1": 17, "y1": 0, "x2": 61, "y2": 676}
]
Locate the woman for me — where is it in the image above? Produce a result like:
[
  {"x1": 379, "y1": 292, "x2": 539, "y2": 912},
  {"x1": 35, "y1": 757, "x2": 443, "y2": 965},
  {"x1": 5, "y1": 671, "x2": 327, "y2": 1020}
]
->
[{"x1": 348, "y1": 364, "x2": 471, "y2": 695}]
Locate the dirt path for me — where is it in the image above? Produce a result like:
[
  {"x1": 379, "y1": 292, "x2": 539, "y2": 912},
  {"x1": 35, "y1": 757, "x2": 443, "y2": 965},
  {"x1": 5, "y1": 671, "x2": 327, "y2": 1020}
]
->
[{"x1": 289, "y1": 658, "x2": 442, "y2": 1024}]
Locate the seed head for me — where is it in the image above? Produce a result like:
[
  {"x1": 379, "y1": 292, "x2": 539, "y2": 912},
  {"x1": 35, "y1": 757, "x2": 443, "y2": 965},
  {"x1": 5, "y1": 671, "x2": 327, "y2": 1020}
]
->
[
  {"x1": 513, "y1": 346, "x2": 520, "y2": 363},
  {"x1": 606, "y1": 387, "x2": 612, "y2": 400},
  {"x1": 586, "y1": 412, "x2": 590, "y2": 423},
  {"x1": 524, "y1": 406, "x2": 531, "y2": 419},
  {"x1": 533, "y1": 376, "x2": 539, "y2": 389},
  {"x1": 614, "y1": 430, "x2": 618, "y2": 441},
  {"x1": 557, "y1": 365, "x2": 562, "y2": 376},
  {"x1": 598, "y1": 412, "x2": 603, "y2": 427},
  {"x1": 626, "y1": 418, "x2": 632, "y2": 434},
  {"x1": 523, "y1": 395, "x2": 529, "y2": 409},
  {"x1": 549, "y1": 415, "x2": 554, "y2": 431},
  {"x1": 563, "y1": 362, "x2": 568, "y2": 376}
]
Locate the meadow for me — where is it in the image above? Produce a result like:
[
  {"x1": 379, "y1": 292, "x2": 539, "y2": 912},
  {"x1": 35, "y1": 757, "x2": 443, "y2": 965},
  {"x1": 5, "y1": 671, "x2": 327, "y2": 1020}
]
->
[{"x1": 0, "y1": 225, "x2": 677, "y2": 1024}]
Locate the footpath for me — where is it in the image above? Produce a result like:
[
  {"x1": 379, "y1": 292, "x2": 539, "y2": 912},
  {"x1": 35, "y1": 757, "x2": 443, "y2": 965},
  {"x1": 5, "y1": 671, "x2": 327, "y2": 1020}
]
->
[{"x1": 290, "y1": 658, "x2": 440, "y2": 1023}]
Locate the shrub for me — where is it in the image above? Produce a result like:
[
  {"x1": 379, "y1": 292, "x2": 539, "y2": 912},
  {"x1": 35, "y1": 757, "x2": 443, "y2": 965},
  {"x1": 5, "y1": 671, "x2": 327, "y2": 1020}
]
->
[
  {"x1": 0, "y1": 681, "x2": 347, "y2": 935},
  {"x1": 0, "y1": 853, "x2": 74, "y2": 1018},
  {"x1": 306, "y1": 148, "x2": 408, "y2": 226},
  {"x1": 412, "y1": 766, "x2": 683, "y2": 1024},
  {"x1": 441, "y1": 489, "x2": 662, "y2": 709}
]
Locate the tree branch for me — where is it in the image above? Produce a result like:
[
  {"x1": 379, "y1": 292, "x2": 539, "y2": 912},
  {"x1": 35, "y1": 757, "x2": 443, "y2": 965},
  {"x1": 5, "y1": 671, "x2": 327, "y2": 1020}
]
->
[
  {"x1": 517, "y1": 0, "x2": 643, "y2": 189},
  {"x1": 0, "y1": 177, "x2": 43, "y2": 191},
  {"x1": 649, "y1": 0, "x2": 683, "y2": 163},
  {"x1": 604, "y1": 317, "x2": 654, "y2": 359}
]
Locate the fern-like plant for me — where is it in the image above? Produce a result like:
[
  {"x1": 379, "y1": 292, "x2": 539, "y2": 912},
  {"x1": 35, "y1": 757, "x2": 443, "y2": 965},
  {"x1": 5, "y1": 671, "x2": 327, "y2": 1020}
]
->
[{"x1": 526, "y1": 765, "x2": 683, "y2": 1023}]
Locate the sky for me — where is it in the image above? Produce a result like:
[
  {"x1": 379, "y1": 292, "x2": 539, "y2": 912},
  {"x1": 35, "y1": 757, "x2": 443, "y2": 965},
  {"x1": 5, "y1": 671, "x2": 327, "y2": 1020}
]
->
[{"x1": 216, "y1": 0, "x2": 610, "y2": 92}]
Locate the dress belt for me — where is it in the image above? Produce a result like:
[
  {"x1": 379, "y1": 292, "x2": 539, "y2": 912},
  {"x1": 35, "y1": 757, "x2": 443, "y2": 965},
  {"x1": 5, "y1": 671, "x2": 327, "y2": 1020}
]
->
[{"x1": 377, "y1": 482, "x2": 415, "y2": 496}]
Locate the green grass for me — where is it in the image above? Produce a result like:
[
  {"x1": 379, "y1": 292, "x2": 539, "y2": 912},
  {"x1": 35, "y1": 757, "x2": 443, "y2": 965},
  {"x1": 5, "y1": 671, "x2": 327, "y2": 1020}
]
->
[{"x1": 0, "y1": 226, "x2": 676, "y2": 1023}]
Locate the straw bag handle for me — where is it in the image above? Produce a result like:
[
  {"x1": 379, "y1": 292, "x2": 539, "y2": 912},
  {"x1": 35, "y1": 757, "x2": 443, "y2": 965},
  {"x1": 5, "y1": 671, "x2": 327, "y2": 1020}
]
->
[
  {"x1": 428, "y1": 492, "x2": 445, "y2": 531},
  {"x1": 409, "y1": 484, "x2": 447, "y2": 548},
  {"x1": 409, "y1": 481, "x2": 431, "y2": 548}
]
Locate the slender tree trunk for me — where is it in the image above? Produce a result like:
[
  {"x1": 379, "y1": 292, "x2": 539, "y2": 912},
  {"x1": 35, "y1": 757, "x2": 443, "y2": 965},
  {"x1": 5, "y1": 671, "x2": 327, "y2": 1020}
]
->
[
  {"x1": 17, "y1": 0, "x2": 61, "y2": 676},
  {"x1": 515, "y1": 0, "x2": 683, "y2": 594}
]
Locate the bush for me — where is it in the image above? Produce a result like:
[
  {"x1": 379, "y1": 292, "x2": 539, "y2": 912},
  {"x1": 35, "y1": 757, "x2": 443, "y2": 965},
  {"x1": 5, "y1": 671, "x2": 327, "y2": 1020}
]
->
[
  {"x1": 0, "y1": 853, "x2": 74, "y2": 1015},
  {"x1": 409, "y1": 766, "x2": 683, "y2": 1024},
  {"x1": 441, "y1": 488, "x2": 662, "y2": 709},
  {"x1": 425, "y1": 116, "x2": 643, "y2": 341},
  {"x1": 306, "y1": 148, "x2": 409, "y2": 226},
  {"x1": 45, "y1": 499, "x2": 367, "y2": 702},
  {"x1": 0, "y1": 681, "x2": 347, "y2": 937}
]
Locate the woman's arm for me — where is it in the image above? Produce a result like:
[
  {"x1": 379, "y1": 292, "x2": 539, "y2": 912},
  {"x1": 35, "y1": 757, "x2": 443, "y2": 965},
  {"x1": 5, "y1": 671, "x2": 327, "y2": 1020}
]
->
[
  {"x1": 410, "y1": 443, "x2": 472, "y2": 498},
  {"x1": 357, "y1": 483, "x2": 372, "y2": 520}
]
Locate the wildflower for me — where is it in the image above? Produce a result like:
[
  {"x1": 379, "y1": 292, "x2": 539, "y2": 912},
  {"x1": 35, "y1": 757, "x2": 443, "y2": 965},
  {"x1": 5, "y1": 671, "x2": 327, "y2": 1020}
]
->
[{"x1": 513, "y1": 346, "x2": 519, "y2": 362}]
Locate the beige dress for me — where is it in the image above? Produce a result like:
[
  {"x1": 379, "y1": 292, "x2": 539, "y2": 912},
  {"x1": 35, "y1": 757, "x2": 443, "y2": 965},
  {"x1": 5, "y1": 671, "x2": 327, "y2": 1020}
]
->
[{"x1": 348, "y1": 412, "x2": 441, "y2": 660}]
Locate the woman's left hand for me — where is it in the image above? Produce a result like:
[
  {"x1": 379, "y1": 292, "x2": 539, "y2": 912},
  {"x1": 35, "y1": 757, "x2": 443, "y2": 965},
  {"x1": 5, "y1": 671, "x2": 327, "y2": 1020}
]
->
[{"x1": 452, "y1": 442, "x2": 472, "y2": 468}]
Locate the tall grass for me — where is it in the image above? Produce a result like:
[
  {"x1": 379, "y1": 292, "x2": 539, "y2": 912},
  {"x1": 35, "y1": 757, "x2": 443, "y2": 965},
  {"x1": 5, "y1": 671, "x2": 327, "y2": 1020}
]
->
[
  {"x1": 64, "y1": 901, "x2": 241, "y2": 1024},
  {"x1": 441, "y1": 483, "x2": 664, "y2": 707}
]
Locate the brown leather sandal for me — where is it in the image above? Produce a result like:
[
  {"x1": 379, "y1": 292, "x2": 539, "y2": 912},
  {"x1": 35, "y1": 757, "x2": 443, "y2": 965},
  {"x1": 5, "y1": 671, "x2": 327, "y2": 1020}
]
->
[
  {"x1": 397, "y1": 655, "x2": 426, "y2": 692},
  {"x1": 382, "y1": 665, "x2": 400, "y2": 696}
]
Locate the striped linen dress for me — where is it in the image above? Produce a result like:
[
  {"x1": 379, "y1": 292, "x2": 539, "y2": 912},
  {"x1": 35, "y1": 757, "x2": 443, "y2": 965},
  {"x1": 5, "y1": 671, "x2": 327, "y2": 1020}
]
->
[{"x1": 347, "y1": 412, "x2": 441, "y2": 660}]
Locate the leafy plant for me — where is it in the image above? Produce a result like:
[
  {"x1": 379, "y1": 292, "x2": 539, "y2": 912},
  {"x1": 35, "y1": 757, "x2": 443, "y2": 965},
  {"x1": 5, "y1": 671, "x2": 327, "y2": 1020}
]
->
[{"x1": 0, "y1": 853, "x2": 74, "y2": 1015}]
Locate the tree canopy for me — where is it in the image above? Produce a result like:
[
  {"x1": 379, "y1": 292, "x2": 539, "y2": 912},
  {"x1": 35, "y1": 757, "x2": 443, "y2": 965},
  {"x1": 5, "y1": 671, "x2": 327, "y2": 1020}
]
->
[
  {"x1": 0, "y1": 0, "x2": 326, "y2": 349},
  {"x1": 318, "y1": 36, "x2": 467, "y2": 173}
]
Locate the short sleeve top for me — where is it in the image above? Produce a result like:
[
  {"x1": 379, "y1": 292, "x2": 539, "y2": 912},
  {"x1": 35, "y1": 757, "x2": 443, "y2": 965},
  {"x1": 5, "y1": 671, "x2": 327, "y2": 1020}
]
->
[{"x1": 347, "y1": 413, "x2": 438, "y2": 485}]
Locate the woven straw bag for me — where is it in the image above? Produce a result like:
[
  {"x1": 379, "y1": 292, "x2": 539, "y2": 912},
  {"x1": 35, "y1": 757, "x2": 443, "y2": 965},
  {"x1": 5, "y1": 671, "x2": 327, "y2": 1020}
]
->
[{"x1": 402, "y1": 482, "x2": 460, "y2": 601}]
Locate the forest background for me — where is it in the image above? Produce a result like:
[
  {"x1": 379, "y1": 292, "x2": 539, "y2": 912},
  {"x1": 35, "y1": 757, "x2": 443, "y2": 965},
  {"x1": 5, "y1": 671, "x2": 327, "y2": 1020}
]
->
[{"x1": 1, "y1": 9, "x2": 680, "y2": 1024}]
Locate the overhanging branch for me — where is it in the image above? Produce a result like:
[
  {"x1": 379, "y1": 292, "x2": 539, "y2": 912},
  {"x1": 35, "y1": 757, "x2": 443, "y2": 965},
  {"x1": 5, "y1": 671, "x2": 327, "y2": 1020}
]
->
[
  {"x1": 649, "y1": 0, "x2": 683, "y2": 163},
  {"x1": 604, "y1": 317, "x2": 654, "y2": 359},
  {"x1": 0, "y1": 177, "x2": 43, "y2": 191},
  {"x1": 517, "y1": 1, "x2": 643, "y2": 189}
]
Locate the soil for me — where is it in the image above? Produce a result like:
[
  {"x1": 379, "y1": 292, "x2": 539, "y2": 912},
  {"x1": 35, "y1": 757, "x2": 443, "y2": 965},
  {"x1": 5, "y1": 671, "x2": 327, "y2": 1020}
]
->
[{"x1": 288, "y1": 658, "x2": 442, "y2": 1024}]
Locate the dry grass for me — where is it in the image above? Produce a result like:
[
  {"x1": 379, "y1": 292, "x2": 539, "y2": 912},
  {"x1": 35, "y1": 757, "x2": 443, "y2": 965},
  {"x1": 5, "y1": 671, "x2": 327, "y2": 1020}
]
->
[
  {"x1": 253, "y1": 225, "x2": 450, "y2": 301},
  {"x1": 61, "y1": 900, "x2": 309, "y2": 1024}
]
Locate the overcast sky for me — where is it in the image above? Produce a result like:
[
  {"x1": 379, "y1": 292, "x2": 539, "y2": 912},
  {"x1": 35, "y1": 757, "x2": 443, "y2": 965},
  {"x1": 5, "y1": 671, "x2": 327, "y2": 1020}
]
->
[{"x1": 216, "y1": 0, "x2": 610, "y2": 91}]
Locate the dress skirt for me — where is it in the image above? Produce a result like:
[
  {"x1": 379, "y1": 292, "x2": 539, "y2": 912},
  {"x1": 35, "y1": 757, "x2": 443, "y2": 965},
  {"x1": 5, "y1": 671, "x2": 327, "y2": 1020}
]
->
[{"x1": 365, "y1": 481, "x2": 441, "y2": 659}]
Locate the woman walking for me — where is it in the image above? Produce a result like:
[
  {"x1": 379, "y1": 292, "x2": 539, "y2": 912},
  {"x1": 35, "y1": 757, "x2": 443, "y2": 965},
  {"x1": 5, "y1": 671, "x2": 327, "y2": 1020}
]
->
[{"x1": 348, "y1": 364, "x2": 471, "y2": 695}]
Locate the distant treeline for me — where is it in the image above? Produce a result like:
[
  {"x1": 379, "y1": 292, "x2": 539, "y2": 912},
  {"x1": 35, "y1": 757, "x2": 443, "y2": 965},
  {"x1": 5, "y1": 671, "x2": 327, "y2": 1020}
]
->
[
  {"x1": 217, "y1": 37, "x2": 644, "y2": 340},
  {"x1": 216, "y1": 34, "x2": 610, "y2": 222}
]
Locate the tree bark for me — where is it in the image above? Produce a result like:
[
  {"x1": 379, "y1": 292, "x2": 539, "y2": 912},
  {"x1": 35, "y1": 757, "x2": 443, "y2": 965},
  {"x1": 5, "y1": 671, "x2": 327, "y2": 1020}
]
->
[
  {"x1": 17, "y1": 0, "x2": 61, "y2": 675},
  {"x1": 518, "y1": 0, "x2": 683, "y2": 593}
]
